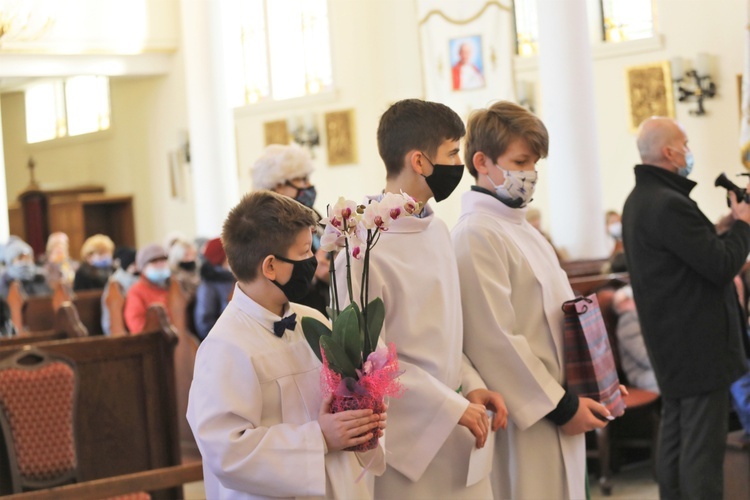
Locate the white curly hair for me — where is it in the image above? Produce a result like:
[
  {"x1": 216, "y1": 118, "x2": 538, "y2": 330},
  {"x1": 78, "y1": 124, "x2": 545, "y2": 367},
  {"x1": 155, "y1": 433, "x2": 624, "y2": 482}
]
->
[{"x1": 251, "y1": 143, "x2": 315, "y2": 190}]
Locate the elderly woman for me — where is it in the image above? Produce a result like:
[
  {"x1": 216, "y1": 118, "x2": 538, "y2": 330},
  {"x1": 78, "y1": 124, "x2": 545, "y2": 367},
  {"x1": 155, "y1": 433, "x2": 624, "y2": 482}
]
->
[
  {"x1": 44, "y1": 232, "x2": 77, "y2": 287},
  {"x1": 251, "y1": 144, "x2": 329, "y2": 316},
  {"x1": 73, "y1": 234, "x2": 115, "y2": 291}
]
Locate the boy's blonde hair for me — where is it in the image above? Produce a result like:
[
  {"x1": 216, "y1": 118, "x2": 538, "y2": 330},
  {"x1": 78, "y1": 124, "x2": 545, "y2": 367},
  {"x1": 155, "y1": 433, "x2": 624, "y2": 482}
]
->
[
  {"x1": 464, "y1": 101, "x2": 549, "y2": 179},
  {"x1": 222, "y1": 190, "x2": 319, "y2": 282}
]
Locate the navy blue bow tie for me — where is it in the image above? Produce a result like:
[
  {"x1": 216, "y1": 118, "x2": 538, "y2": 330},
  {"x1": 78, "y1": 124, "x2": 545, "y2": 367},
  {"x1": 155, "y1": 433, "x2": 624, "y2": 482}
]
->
[{"x1": 273, "y1": 313, "x2": 297, "y2": 337}]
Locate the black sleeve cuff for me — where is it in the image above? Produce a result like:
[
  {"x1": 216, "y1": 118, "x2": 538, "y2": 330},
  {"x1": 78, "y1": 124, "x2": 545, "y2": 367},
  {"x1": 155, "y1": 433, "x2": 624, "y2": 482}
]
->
[{"x1": 545, "y1": 391, "x2": 579, "y2": 426}]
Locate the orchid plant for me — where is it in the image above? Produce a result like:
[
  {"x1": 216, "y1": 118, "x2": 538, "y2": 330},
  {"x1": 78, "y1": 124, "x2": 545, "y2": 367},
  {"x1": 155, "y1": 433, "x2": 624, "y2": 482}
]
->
[{"x1": 301, "y1": 192, "x2": 420, "y2": 389}]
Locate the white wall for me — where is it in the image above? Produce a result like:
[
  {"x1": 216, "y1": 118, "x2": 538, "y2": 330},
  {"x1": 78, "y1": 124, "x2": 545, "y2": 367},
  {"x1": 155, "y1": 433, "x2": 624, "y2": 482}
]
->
[{"x1": 3, "y1": 0, "x2": 748, "y2": 253}]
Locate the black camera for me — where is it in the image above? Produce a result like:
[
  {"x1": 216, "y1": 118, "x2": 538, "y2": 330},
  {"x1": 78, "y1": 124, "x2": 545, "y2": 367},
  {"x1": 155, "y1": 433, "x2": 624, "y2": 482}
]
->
[{"x1": 715, "y1": 173, "x2": 750, "y2": 206}]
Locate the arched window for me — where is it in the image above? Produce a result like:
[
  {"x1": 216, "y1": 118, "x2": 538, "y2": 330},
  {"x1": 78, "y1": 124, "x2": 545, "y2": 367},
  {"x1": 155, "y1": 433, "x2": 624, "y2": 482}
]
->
[{"x1": 236, "y1": 0, "x2": 332, "y2": 105}]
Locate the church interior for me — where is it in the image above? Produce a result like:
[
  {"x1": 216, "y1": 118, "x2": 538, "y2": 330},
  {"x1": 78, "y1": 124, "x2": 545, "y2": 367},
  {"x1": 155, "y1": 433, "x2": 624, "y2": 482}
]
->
[{"x1": 0, "y1": 0, "x2": 748, "y2": 498}]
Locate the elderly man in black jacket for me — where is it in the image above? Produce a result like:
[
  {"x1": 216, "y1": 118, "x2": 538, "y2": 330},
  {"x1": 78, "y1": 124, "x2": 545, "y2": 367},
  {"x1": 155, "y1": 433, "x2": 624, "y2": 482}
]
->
[{"x1": 623, "y1": 116, "x2": 750, "y2": 500}]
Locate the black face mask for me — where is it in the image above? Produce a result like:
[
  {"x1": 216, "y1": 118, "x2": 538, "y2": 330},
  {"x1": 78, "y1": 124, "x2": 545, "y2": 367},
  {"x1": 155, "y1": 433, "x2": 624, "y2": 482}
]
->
[
  {"x1": 179, "y1": 261, "x2": 197, "y2": 272},
  {"x1": 422, "y1": 155, "x2": 464, "y2": 202},
  {"x1": 271, "y1": 254, "x2": 317, "y2": 301},
  {"x1": 286, "y1": 181, "x2": 317, "y2": 209}
]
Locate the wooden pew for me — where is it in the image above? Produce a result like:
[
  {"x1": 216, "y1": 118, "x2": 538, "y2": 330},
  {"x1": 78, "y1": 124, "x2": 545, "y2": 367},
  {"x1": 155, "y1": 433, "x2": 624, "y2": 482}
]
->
[
  {"x1": 104, "y1": 277, "x2": 201, "y2": 458},
  {"x1": 168, "y1": 278, "x2": 201, "y2": 460},
  {"x1": 0, "y1": 306, "x2": 188, "y2": 499},
  {"x1": 561, "y1": 258, "x2": 610, "y2": 278},
  {"x1": 569, "y1": 272, "x2": 629, "y2": 297},
  {"x1": 7, "y1": 282, "x2": 103, "y2": 335},
  {"x1": 0, "y1": 303, "x2": 88, "y2": 348}
]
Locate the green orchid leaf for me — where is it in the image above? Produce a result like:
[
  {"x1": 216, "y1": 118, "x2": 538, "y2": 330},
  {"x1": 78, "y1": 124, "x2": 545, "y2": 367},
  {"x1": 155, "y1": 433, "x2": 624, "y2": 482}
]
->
[
  {"x1": 365, "y1": 297, "x2": 385, "y2": 358},
  {"x1": 320, "y1": 336, "x2": 358, "y2": 378},
  {"x1": 326, "y1": 307, "x2": 338, "y2": 322},
  {"x1": 301, "y1": 317, "x2": 332, "y2": 363},
  {"x1": 333, "y1": 303, "x2": 362, "y2": 368}
]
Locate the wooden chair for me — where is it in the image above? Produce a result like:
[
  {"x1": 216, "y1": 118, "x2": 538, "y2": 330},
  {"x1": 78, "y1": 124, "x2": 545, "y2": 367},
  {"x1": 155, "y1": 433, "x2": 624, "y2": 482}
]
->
[
  {"x1": 0, "y1": 306, "x2": 193, "y2": 499},
  {"x1": 7, "y1": 282, "x2": 102, "y2": 335},
  {"x1": 561, "y1": 258, "x2": 610, "y2": 278},
  {"x1": 0, "y1": 347, "x2": 79, "y2": 493},
  {"x1": 0, "y1": 303, "x2": 89, "y2": 349}
]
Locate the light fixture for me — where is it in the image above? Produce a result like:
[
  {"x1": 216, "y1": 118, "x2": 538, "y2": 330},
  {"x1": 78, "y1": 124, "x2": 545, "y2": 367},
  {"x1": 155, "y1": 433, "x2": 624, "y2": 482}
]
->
[
  {"x1": 288, "y1": 115, "x2": 320, "y2": 157},
  {"x1": 670, "y1": 54, "x2": 717, "y2": 116}
]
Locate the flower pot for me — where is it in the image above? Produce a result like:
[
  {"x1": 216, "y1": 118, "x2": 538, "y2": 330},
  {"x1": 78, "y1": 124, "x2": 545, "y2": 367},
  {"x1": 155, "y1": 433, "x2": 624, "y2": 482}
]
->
[{"x1": 331, "y1": 394, "x2": 385, "y2": 452}]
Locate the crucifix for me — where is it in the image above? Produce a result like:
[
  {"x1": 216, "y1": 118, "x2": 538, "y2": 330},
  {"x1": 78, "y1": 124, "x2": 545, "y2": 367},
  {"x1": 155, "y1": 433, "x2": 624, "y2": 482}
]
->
[{"x1": 27, "y1": 157, "x2": 39, "y2": 189}]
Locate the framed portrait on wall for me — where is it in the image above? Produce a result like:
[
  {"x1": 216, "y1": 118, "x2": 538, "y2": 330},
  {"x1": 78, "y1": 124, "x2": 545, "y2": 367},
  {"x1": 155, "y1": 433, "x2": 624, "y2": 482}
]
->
[
  {"x1": 418, "y1": 0, "x2": 514, "y2": 118},
  {"x1": 449, "y1": 35, "x2": 486, "y2": 91}
]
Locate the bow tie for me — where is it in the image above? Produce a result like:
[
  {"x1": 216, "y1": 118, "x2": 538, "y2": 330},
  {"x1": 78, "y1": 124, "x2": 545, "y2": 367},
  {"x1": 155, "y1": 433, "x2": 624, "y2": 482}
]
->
[{"x1": 273, "y1": 313, "x2": 297, "y2": 337}]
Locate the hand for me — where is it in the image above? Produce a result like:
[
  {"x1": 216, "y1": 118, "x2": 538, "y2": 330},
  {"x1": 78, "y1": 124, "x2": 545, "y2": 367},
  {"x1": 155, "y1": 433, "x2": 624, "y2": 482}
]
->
[
  {"x1": 375, "y1": 402, "x2": 387, "y2": 438},
  {"x1": 730, "y1": 189, "x2": 750, "y2": 225},
  {"x1": 561, "y1": 397, "x2": 612, "y2": 436},
  {"x1": 459, "y1": 402, "x2": 490, "y2": 448},
  {"x1": 318, "y1": 394, "x2": 380, "y2": 451},
  {"x1": 619, "y1": 384, "x2": 629, "y2": 397},
  {"x1": 467, "y1": 388, "x2": 508, "y2": 431}
]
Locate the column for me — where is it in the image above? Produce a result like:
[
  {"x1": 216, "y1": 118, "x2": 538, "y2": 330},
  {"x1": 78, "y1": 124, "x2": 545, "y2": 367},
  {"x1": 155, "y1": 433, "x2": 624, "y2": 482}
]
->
[
  {"x1": 0, "y1": 100, "x2": 9, "y2": 241},
  {"x1": 180, "y1": 0, "x2": 239, "y2": 237},
  {"x1": 536, "y1": 0, "x2": 608, "y2": 259}
]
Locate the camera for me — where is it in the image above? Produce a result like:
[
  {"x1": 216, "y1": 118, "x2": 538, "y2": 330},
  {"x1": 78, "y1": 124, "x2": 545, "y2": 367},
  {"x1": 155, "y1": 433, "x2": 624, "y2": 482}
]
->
[{"x1": 715, "y1": 173, "x2": 750, "y2": 206}]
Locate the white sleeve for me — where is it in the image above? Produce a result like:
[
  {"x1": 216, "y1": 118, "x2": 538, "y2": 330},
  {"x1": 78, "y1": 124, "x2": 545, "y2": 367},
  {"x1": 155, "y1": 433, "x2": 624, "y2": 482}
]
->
[{"x1": 187, "y1": 338, "x2": 328, "y2": 497}]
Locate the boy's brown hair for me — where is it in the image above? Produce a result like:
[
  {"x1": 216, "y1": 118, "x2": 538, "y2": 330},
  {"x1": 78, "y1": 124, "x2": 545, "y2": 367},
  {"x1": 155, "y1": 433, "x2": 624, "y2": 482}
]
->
[
  {"x1": 377, "y1": 99, "x2": 465, "y2": 179},
  {"x1": 464, "y1": 101, "x2": 549, "y2": 179},
  {"x1": 222, "y1": 190, "x2": 318, "y2": 282}
]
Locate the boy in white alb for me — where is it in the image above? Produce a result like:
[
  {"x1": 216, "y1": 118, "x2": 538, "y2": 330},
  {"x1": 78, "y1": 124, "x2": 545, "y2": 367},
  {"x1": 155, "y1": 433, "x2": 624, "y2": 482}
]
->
[
  {"x1": 187, "y1": 191, "x2": 385, "y2": 499},
  {"x1": 336, "y1": 99, "x2": 507, "y2": 499},
  {"x1": 452, "y1": 101, "x2": 613, "y2": 499}
]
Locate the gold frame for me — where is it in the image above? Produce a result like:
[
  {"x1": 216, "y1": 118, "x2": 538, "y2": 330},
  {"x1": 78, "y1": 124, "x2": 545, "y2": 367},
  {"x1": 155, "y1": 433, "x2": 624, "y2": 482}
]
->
[
  {"x1": 625, "y1": 61, "x2": 675, "y2": 132},
  {"x1": 264, "y1": 120, "x2": 289, "y2": 146},
  {"x1": 324, "y1": 110, "x2": 357, "y2": 166}
]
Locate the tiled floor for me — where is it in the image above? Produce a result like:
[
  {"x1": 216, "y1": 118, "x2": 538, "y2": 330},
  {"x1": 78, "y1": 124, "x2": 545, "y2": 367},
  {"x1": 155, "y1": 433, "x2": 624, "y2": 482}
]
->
[{"x1": 183, "y1": 461, "x2": 659, "y2": 500}]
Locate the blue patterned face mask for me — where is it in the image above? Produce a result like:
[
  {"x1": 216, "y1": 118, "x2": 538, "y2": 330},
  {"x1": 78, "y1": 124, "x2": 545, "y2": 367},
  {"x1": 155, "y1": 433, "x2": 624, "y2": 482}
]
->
[{"x1": 488, "y1": 166, "x2": 537, "y2": 208}]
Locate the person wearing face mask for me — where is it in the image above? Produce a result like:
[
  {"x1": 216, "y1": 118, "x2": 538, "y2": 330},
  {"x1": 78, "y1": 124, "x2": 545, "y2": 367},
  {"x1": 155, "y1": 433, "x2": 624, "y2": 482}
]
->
[
  {"x1": 123, "y1": 243, "x2": 172, "y2": 334},
  {"x1": 251, "y1": 143, "x2": 331, "y2": 317},
  {"x1": 73, "y1": 234, "x2": 115, "y2": 291},
  {"x1": 0, "y1": 238, "x2": 51, "y2": 298},
  {"x1": 452, "y1": 101, "x2": 601, "y2": 500},
  {"x1": 332, "y1": 99, "x2": 507, "y2": 500},
  {"x1": 622, "y1": 116, "x2": 750, "y2": 499},
  {"x1": 44, "y1": 232, "x2": 77, "y2": 287},
  {"x1": 187, "y1": 191, "x2": 386, "y2": 499},
  {"x1": 603, "y1": 211, "x2": 627, "y2": 273},
  {"x1": 168, "y1": 238, "x2": 201, "y2": 296}
]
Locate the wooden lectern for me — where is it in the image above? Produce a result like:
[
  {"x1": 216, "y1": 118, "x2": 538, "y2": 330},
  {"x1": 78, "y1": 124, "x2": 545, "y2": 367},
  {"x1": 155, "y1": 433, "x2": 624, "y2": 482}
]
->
[{"x1": 8, "y1": 159, "x2": 136, "y2": 260}]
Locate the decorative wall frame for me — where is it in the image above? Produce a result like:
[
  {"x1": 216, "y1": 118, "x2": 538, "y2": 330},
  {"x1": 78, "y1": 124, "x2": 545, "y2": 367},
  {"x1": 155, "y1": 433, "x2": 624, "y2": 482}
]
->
[
  {"x1": 264, "y1": 120, "x2": 289, "y2": 146},
  {"x1": 324, "y1": 110, "x2": 357, "y2": 166},
  {"x1": 625, "y1": 61, "x2": 675, "y2": 132},
  {"x1": 418, "y1": 0, "x2": 514, "y2": 118}
]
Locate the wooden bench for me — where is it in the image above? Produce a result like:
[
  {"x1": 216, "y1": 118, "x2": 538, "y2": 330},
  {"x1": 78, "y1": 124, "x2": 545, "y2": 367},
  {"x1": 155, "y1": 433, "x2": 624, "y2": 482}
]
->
[
  {"x1": 7, "y1": 282, "x2": 103, "y2": 335},
  {"x1": 569, "y1": 272, "x2": 629, "y2": 297},
  {"x1": 105, "y1": 277, "x2": 201, "y2": 459},
  {"x1": 0, "y1": 305, "x2": 195, "y2": 499},
  {"x1": 0, "y1": 303, "x2": 88, "y2": 348},
  {"x1": 561, "y1": 258, "x2": 610, "y2": 278}
]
